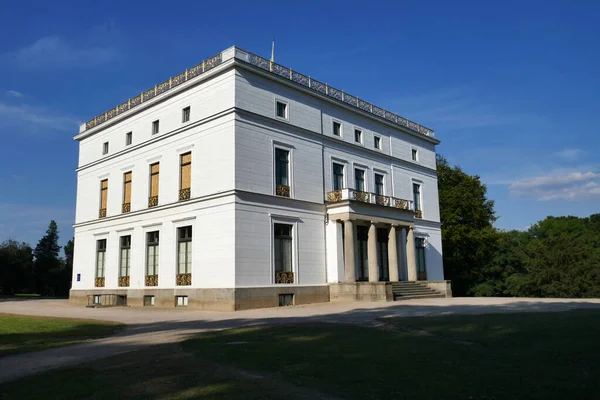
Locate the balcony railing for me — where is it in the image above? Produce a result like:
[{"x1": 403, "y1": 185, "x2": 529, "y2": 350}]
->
[
  {"x1": 148, "y1": 196, "x2": 158, "y2": 208},
  {"x1": 145, "y1": 274, "x2": 158, "y2": 286},
  {"x1": 99, "y1": 208, "x2": 107, "y2": 218},
  {"x1": 118, "y1": 276, "x2": 130, "y2": 287},
  {"x1": 179, "y1": 188, "x2": 191, "y2": 201},
  {"x1": 176, "y1": 273, "x2": 192, "y2": 286},
  {"x1": 122, "y1": 202, "x2": 131, "y2": 213},
  {"x1": 275, "y1": 271, "x2": 294, "y2": 284},
  {"x1": 95, "y1": 277, "x2": 105, "y2": 287},
  {"x1": 326, "y1": 188, "x2": 413, "y2": 211},
  {"x1": 276, "y1": 184, "x2": 290, "y2": 197}
]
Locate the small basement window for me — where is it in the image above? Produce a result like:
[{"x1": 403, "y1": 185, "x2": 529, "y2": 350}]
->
[
  {"x1": 93, "y1": 295, "x2": 101, "y2": 305},
  {"x1": 175, "y1": 295, "x2": 188, "y2": 307},
  {"x1": 143, "y1": 296, "x2": 155, "y2": 306},
  {"x1": 279, "y1": 293, "x2": 294, "y2": 307}
]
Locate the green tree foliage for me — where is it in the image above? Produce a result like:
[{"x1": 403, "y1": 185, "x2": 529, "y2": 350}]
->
[
  {"x1": 0, "y1": 240, "x2": 34, "y2": 294},
  {"x1": 33, "y1": 221, "x2": 63, "y2": 296},
  {"x1": 436, "y1": 155, "x2": 500, "y2": 296}
]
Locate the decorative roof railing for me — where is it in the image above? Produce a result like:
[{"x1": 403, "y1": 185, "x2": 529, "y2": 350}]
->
[
  {"x1": 84, "y1": 53, "x2": 223, "y2": 131},
  {"x1": 244, "y1": 54, "x2": 434, "y2": 137},
  {"x1": 83, "y1": 47, "x2": 434, "y2": 138}
]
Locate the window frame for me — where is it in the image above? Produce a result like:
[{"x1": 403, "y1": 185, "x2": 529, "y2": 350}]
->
[
  {"x1": 415, "y1": 237, "x2": 427, "y2": 278},
  {"x1": 119, "y1": 235, "x2": 131, "y2": 277},
  {"x1": 176, "y1": 225, "x2": 193, "y2": 275},
  {"x1": 354, "y1": 168, "x2": 366, "y2": 192},
  {"x1": 125, "y1": 132, "x2": 132, "y2": 146},
  {"x1": 145, "y1": 230, "x2": 160, "y2": 277},
  {"x1": 102, "y1": 142, "x2": 109, "y2": 155},
  {"x1": 152, "y1": 120, "x2": 160, "y2": 135},
  {"x1": 412, "y1": 181, "x2": 423, "y2": 213},
  {"x1": 182, "y1": 106, "x2": 191, "y2": 123},
  {"x1": 332, "y1": 162, "x2": 345, "y2": 191},
  {"x1": 411, "y1": 147, "x2": 419, "y2": 162},
  {"x1": 374, "y1": 172, "x2": 385, "y2": 196},
  {"x1": 332, "y1": 120, "x2": 343, "y2": 137},
  {"x1": 149, "y1": 162, "x2": 160, "y2": 205},
  {"x1": 95, "y1": 239, "x2": 107, "y2": 278},
  {"x1": 179, "y1": 151, "x2": 192, "y2": 193},
  {"x1": 273, "y1": 143, "x2": 293, "y2": 197},
  {"x1": 270, "y1": 217, "x2": 299, "y2": 285},
  {"x1": 275, "y1": 99, "x2": 289, "y2": 121},
  {"x1": 373, "y1": 134, "x2": 382, "y2": 150},
  {"x1": 354, "y1": 127, "x2": 363, "y2": 144}
]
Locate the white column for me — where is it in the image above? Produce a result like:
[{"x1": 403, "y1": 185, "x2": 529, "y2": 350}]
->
[
  {"x1": 406, "y1": 227, "x2": 417, "y2": 281},
  {"x1": 388, "y1": 226, "x2": 399, "y2": 282},
  {"x1": 344, "y1": 220, "x2": 356, "y2": 283},
  {"x1": 368, "y1": 222, "x2": 379, "y2": 282}
]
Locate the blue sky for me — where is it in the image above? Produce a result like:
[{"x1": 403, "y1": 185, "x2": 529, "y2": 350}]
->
[{"x1": 1, "y1": 0, "x2": 599, "y2": 246}]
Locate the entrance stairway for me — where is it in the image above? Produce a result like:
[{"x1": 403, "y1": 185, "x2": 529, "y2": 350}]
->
[{"x1": 391, "y1": 282, "x2": 445, "y2": 300}]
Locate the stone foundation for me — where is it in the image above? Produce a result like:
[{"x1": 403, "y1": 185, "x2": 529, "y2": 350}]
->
[
  {"x1": 329, "y1": 282, "x2": 393, "y2": 302},
  {"x1": 421, "y1": 280, "x2": 452, "y2": 297},
  {"x1": 69, "y1": 285, "x2": 329, "y2": 311}
]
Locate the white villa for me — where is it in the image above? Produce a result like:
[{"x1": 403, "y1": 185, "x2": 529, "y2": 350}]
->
[{"x1": 70, "y1": 46, "x2": 450, "y2": 310}]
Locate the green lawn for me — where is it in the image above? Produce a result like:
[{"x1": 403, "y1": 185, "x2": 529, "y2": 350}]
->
[
  {"x1": 1, "y1": 310, "x2": 599, "y2": 399},
  {"x1": 0, "y1": 314, "x2": 123, "y2": 357}
]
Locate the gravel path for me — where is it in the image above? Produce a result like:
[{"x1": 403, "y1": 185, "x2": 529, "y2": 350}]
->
[{"x1": 1, "y1": 297, "x2": 599, "y2": 383}]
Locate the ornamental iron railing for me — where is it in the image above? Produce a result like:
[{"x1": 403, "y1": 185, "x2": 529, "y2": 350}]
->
[
  {"x1": 118, "y1": 276, "x2": 130, "y2": 287},
  {"x1": 275, "y1": 271, "x2": 294, "y2": 284},
  {"x1": 179, "y1": 188, "x2": 191, "y2": 201},
  {"x1": 121, "y1": 202, "x2": 131, "y2": 213},
  {"x1": 95, "y1": 277, "x2": 105, "y2": 287},
  {"x1": 85, "y1": 53, "x2": 223, "y2": 131},
  {"x1": 82, "y1": 48, "x2": 433, "y2": 139},
  {"x1": 99, "y1": 208, "x2": 107, "y2": 218},
  {"x1": 145, "y1": 274, "x2": 158, "y2": 287},
  {"x1": 148, "y1": 196, "x2": 158, "y2": 208},
  {"x1": 326, "y1": 188, "x2": 413, "y2": 212},
  {"x1": 176, "y1": 273, "x2": 192, "y2": 286},
  {"x1": 415, "y1": 209, "x2": 423, "y2": 219},
  {"x1": 276, "y1": 184, "x2": 290, "y2": 197}
]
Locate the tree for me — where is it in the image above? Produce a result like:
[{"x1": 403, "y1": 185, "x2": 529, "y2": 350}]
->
[
  {"x1": 33, "y1": 220, "x2": 62, "y2": 296},
  {"x1": 436, "y1": 155, "x2": 500, "y2": 296},
  {"x1": 0, "y1": 240, "x2": 34, "y2": 294}
]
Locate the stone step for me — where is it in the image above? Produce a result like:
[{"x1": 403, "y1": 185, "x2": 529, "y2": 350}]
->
[{"x1": 393, "y1": 293, "x2": 446, "y2": 300}]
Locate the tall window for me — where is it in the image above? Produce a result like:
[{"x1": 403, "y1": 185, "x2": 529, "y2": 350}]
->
[
  {"x1": 146, "y1": 231, "x2": 159, "y2": 277},
  {"x1": 377, "y1": 228, "x2": 389, "y2": 281},
  {"x1": 356, "y1": 226, "x2": 368, "y2": 281},
  {"x1": 333, "y1": 121, "x2": 342, "y2": 136},
  {"x1": 333, "y1": 163, "x2": 344, "y2": 191},
  {"x1": 274, "y1": 223, "x2": 293, "y2": 283},
  {"x1": 179, "y1": 153, "x2": 191, "y2": 201},
  {"x1": 149, "y1": 163, "x2": 159, "y2": 207},
  {"x1": 275, "y1": 148, "x2": 290, "y2": 197},
  {"x1": 177, "y1": 226, "x2": 192, "y2": 276},
  {"x1": 413, "y1": 183, "x2": 422, "y2": 212},
  {"x1": 182, "y1": 107, "x2": 191, "y2": 123},
  {"x1": 152, "y1": 120, "x2": 160, "y2": 135},
  {"x1": 119, "y1": 236, "x2": 131, "y2": 277},
  {"x1": 415, "y1": 238, "x2": 427, "y2": 280},
  {"x1": 96, "y1": 239, "x2": 106, "y2": 278},
  {"x1": 99, "y1": 179, "x2": 108, "y2": 218},
  {"x1": 102, "y1": 142, "x2": 109, "y2": 155},
  {"x1": 354, "y1": 129, "x2": 362, "y2": 143},
  {"x1": 355, "y1": 169, "x2": 365, "y2": 192},
  {"x1": 375, "y1": 174, "x2": 384, "y2": 195},
  {"x1": 125, "y1": 132, "x2": 132, "y2": 146},
  {"x1": 122, "y1": 172, "x2": 132, "y2": 213}
]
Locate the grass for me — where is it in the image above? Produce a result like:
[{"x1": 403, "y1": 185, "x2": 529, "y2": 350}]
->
[
  {"x1": 1, "y1": 310, "x2": 600, "y2": 399},
  {"x1": 0, "y1": 314, "x2": 123, "y2": 357}
]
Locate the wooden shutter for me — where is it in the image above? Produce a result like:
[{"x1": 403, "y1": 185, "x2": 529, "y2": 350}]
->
[
  {"x1": 180, "y1": 153, "x2": 191, "y2": 190},
  {"x1": 100, "y1": 179, "x2": 108, "y2": 209},
  {"x1": 150, "y1": 163, "x2": 160, "y2": 197},
  {"x1": 123, "y1": 172, "x2": 132, "y2": 203}
]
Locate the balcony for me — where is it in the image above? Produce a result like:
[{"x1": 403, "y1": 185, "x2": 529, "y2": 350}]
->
[
  {"x1": 95, "y1": 277, "x2": 105, "y2": 287},
  {"x1": 98, "y1": 208, "x2": 107, "y2": 218},
  {"x1": 118, "y1": 276, "x2": 130, "y2": 287},
  {"x1": 122, "y1": 202, "x2": 131, "y2": 213},
  {"x1": 179, "y1": 188, "x2": 191, "y2": 201},
  {"x1": 145, "y1": 274, "x2": 158, "y2": 286},
  {"x1": 148, "y1": 196, "x2": 158, "y2": 208},
  {"x1": 176, "y1": 273, "x2": 192, "y2": 286},
  {"x1": 275, "y1": 271, "x2": 294, "y2": 284},
  {"x1": 276, "y1": 184, "x2": 290, "y2": 198},
  {"x1": 326, "y1": 188, "x2": 413, "y2": 211}
]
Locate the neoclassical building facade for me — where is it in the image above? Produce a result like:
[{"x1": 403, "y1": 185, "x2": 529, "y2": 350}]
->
[{"x1": 70, "y1": 46, "x2": 449, "y2": 310}]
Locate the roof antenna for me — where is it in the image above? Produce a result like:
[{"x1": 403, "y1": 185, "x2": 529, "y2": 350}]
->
[{"x1": 270, "y1": 40, "x2": 275, "y2": 63}]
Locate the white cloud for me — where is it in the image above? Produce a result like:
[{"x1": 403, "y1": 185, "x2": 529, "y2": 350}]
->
[
  {"x1": 0, "y1": 102, "x2": 80, "y2": 134},
  {"x1": 5, "y1": 90, "x2": 24, "y2": 97},
  {"x1": 509, "y1": 171, "x2": 600, "y2": 201}
]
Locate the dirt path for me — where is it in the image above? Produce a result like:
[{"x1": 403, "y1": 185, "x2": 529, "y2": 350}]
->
[{"x1": 1, "y1": 297, "x2": 599, "y2": 383}]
